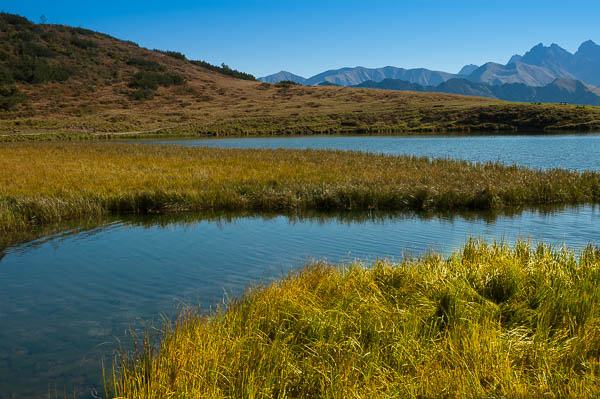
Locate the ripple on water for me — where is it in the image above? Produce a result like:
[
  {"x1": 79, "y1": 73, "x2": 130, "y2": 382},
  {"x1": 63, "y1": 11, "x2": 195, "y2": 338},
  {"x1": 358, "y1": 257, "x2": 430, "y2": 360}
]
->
[{"x1": 1, "y1": 206, "x2": 600, "y2": 397}]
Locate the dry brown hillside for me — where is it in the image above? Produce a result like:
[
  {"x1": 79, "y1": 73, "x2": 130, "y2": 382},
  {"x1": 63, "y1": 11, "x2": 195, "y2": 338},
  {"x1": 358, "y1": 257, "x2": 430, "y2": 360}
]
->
[{"x1": 1, "y1": 13, "x2": 599, "y2": 139}]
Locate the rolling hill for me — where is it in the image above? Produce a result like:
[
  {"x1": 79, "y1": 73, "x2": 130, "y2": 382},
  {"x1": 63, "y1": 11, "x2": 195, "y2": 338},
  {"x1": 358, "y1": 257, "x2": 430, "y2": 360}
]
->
[{"x1": 1, "y1": 12, "x2": 600, "y2": 138}]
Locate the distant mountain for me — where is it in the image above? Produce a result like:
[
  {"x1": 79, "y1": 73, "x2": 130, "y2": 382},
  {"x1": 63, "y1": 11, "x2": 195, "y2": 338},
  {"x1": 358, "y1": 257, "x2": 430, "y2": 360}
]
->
[
  {"x1": 538, "y1": 78, "x2": 600, "y2": 104},
  {"x1": 507, "y1": 54, "x2": 523, "y2": 64},
  {"x1": 261, "y1": 67, "x2": 457, "y2": 87},
  {"x1": 357, "y1": 79, "x2": 424, "y2": 91},
  {"x1": 466, "y1": 61, "x2": 564, "y2": 87},
  {"x1": 458, "y1": 64, "x2": 478, "y2": 75},
  {"x1": 520, "y1": 43, "x2": 574, "y2": 75},
  {"x1": 435, "y1": 79, "x2": 496, "y2": 98},
  {"x1": 500, "y1": 41, "x2": 600, "y2": 86},
  {"x1": 303, "y1": 66, "x2": 456, "y2": 86},
  {"x1": 571, "y1": 40, "x2": 600, "y2": 86},
  {"x1": 260, "y1": 40, "x2": 600, "y2": 93},
  {"x1": 258, "y1": 71, "x2": 306, "y2": 84},
  {"x1": 354, "y1": 77, "x2": 600, "y2": 106}
]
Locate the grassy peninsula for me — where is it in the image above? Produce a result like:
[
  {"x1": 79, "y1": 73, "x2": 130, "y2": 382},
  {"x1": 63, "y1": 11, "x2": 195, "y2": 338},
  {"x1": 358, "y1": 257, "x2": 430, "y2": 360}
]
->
[
  {"x1": 1, "y1": 13, "x2": 600, "y2": 140},
  {"x1": 107, "y1": 240, "x2": 600, "y2": 398},
  {"x1": 2, "y1": 143, "x2": 600, "y2": 232}
]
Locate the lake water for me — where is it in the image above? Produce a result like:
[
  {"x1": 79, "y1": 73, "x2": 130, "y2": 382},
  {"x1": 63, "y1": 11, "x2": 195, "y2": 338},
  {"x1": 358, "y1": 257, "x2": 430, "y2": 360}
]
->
[
  {"x1": 3, "y1": 133, "x2": 600, "y2": 398},
  {"x1": 2, "y1": 206, "x2": 600, "y2": 398},
  {"x1": 136, "y1": 133, "x2": 600, "y2": 171}
]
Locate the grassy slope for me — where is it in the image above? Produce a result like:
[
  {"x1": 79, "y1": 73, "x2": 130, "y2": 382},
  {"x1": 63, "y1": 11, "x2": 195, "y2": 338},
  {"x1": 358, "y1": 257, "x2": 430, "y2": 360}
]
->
[
  {"x1": 109, "y1": 240, "x2": 600, "y2": 398},
  {"x1": 1, "y1": 14, "x2": 600, "y2": 139},
  {"x1": 2, "y1": 143, "x2": 600, "y2": 232}
]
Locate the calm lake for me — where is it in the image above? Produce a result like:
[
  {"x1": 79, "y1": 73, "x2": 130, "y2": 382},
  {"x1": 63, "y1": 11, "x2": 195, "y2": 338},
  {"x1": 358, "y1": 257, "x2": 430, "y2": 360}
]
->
[
  {"x1": 136, "y1": 133, "x2": 600, "y2": 171},
  {"x1": 2, "y1": 134, "x2": 600, "y2": 398}
]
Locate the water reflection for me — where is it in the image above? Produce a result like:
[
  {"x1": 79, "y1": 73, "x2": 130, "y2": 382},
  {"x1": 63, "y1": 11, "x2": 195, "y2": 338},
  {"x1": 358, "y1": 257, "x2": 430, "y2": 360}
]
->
[{"x1": 1, "y1": 204, "x2": 587, "y2": 253}]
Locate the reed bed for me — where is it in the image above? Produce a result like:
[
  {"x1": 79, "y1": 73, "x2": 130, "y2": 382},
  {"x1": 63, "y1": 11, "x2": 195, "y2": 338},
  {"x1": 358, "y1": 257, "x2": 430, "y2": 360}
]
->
[
  {"x1": 106, "y1": 240, "x2": 600, "y2": 398},
  {"x1": 2, "y1": 143, "x2": 600, "y2": 233}
]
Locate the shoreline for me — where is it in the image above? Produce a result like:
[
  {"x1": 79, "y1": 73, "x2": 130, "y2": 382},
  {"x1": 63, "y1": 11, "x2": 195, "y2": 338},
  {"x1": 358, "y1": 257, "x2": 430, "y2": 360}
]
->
[
  {"x1": 107, "y1": 239, "x2": 600, "y2": 398},
  {"x1": 2, "y1": 143, "x2": 600, "y2": 234}
]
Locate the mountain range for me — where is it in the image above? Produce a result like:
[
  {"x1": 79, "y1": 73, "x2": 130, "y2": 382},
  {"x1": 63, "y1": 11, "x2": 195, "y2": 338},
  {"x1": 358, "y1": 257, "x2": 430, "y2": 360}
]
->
[
  {"x1": 357, "y1": 77, "x2": 600, "y2": 106},
  {"x1": 259, "y1": 40, "x2": 600, "y2": 105}
]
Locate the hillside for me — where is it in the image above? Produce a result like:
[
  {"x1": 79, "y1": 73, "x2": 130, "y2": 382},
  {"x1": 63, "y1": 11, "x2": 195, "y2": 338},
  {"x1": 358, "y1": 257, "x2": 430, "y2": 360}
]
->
[{"x1": 1, "y1": 13, "x2": 600, "y2": 139}]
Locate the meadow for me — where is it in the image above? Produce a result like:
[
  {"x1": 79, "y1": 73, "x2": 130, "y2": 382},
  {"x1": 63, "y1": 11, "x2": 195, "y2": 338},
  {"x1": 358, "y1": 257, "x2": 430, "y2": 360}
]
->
[
  {"x1": 106, "y1": 240, "x2": 600, "y2": 398},
  {"x1": 1, "y1": 142, "x2": 600, "y2": 233}
]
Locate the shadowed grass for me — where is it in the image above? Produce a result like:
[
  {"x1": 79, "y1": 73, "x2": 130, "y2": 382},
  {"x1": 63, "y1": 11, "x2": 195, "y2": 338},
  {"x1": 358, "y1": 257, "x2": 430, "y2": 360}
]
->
[
  {"x1": 106, "y1": 240, "x2": 600, "y2": 398},
  {"x1": 2, "y1": 143, "x2": 600, "y2": 233}
]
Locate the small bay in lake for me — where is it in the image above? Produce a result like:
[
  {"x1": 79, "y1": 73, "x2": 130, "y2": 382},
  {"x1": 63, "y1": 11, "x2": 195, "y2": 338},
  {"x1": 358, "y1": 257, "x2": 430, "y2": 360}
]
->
[
  {"x1": 136, "y1": 133, "x2": 600, "y2": 171},
  {"x1": 1, "y1": 206, "x2": 600, "y2": 398}
]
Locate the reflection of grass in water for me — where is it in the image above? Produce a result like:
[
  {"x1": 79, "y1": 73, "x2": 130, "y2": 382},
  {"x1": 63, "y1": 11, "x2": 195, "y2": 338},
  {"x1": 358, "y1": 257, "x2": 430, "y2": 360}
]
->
[
  {"x1": 1, "y1": 204, "x2": 591, "y2": 252},
  {"x1": 2, "y1": 143, "x2": 600, "y2": 234},
  {"x1": 0, "y1": 215, "x2": 119, "y2": 251},
  {"x1": 108, "y1": 240, "x2": 600, "y2": 398}
]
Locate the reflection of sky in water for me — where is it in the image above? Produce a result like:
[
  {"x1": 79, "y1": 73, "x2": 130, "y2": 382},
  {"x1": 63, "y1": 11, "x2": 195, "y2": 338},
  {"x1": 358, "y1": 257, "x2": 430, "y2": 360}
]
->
[
  {"x1": 1, "y1": 206, "x2": 600, "y2": 397},
  {"x1": 135, "y1": 134, "x2": 600, "y2": 171}
]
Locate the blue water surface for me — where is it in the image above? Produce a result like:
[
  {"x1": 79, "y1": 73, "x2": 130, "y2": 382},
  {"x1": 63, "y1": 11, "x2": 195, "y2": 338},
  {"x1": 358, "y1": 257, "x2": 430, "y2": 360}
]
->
[
  {"x1": 136, "y1": 133, "x2": 600, "y2": 171},
  {"x1": 1, "y1": 206, "x2": 600, "y2": 398}
]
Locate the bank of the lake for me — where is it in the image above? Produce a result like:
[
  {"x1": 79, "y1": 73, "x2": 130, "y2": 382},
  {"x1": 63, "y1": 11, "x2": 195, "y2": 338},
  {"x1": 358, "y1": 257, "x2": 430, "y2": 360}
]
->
[
  {"x1": 2, "y1": 142, "x2": 600, "y2": 233},
  {"x1": 108, "y1": 239, "x2": 600, "y2": 398}
]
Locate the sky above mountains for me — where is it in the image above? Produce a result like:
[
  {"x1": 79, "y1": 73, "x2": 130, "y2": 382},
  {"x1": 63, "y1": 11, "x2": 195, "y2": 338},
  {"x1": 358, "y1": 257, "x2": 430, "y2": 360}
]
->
[{"x1": 3, "y1": 0, "x2": 599, "y2": 78}]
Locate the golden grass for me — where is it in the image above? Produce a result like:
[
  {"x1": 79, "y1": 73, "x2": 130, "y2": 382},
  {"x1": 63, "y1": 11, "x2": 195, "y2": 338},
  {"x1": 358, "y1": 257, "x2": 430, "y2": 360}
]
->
[
  {"x1": 107, "y1": 240, "x2": 600, "y2": 398},
  {"x1": 1, "y1": 143, "x2": 600, "y2": 233},
  {"x1": 3, "y1": 81, "x2": 600, "y2": 140}
]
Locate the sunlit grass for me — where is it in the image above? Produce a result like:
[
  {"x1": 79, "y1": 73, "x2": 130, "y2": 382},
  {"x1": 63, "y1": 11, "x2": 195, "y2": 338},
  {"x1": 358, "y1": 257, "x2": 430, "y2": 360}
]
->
[
  {"x1": 106, "y1": 240, "x2": 600, "y2": 398},
  {"x1": 1, "y1": 143, "x2": 600, "y2": 233}
]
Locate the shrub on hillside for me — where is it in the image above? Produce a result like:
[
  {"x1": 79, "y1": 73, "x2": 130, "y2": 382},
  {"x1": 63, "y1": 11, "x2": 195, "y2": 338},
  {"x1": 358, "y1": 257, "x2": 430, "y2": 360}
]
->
[
  {"x1": 126, "y1": 57, "x2": 165, "y2": 72},
  {"x1": 157, "y1": 50, "x2": 187, "y2": 60},
  {"x1": 70, "y1": 36, "x2": 98, "y2": 50},
  {"x1": 275, "y1": 80, "x2": 299, "y2": 88},
  {"x1": 129, "y1": 71, "x2": 185, "y2": 90},
  {"x1": 0, "y1": 85, "x2": 24, "y2": 110},
  {"x1": 0, "y1": 13, "x2": 32, "y2": 27},
  {"x1": 10, "y1": 58, "x2": 70, "y2": 83},
  {"x1": 70, "y1": 27, "x2": 95, "y2": 36},
  {"x1": 190, "y1": 60, "x2": 256, "y2": 81},
  {"x1": 0, "y1": 66, "x2": 13, "y2": 84},
  {"x1": 18, "y1": 41, "x2": 56, "y2": 58},
  {"x1": 128, "y1": 88, "x2": 155, "y2": 101}
]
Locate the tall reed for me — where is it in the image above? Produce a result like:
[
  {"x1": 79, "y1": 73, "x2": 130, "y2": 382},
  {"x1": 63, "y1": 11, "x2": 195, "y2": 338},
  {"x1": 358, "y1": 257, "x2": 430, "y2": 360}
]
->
[{"x1": 2, "y1": 143, "x2": 600, "y2": 232}]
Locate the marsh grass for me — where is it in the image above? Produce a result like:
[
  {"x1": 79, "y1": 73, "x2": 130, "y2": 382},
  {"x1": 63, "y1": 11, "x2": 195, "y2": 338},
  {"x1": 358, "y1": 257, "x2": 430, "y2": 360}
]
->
[
  {"x1": 106, "y1": 240, "x2": 600, "y2": 398},
  {"x1": 2, "y1": 143, "x2": 600, "y2": 233}
]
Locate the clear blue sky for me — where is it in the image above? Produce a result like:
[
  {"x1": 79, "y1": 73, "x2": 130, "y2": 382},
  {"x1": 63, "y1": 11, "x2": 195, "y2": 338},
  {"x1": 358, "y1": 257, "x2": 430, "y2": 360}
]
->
[{"x1": 2, "y1": 1, "x2": 599, "y2": 78}]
